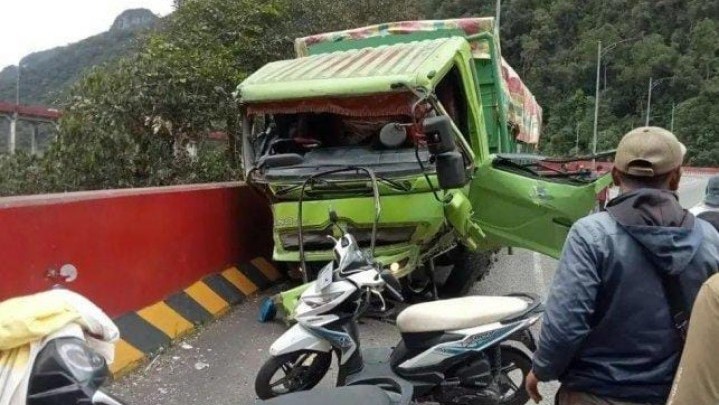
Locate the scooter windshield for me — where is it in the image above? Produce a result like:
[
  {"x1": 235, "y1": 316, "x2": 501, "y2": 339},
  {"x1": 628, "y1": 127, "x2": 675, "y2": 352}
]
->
[{"x1": 336, "y1": 234, "x2": 372, "y2": 275}]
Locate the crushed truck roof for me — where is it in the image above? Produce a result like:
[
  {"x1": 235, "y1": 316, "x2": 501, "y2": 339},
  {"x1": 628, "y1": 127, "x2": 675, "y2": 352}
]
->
[
  {"x1": 295, "y1": 18, "x2": 542, "y2": 144},
  {"x1": 238, "y1": 37, "x2": 470, "y2": 103},
  {"x1": 238, "y1": 18, "x2": 542, "y2": 144}
]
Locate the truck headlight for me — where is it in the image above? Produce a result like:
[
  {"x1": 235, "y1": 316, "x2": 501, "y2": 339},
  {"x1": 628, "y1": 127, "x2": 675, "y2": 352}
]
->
[{"x1": 387, "y1": 258, "x2": 410, "y2": 276}]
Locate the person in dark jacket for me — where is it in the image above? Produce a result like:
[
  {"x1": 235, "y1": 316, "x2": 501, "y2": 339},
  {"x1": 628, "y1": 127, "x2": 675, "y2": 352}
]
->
[
  {"x1": 667, "y1": 273, "x2": 719, "y2": 405},
  {"x1": 525, "y1": 127, "x2": 719, "y2": 405},
  {"x1": 690, "y1": 175, "x2": 719, "y2": 232}
]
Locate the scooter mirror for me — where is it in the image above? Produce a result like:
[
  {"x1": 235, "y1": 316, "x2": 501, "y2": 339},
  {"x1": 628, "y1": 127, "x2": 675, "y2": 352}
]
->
[{"x1": 329, "y1": 209, "x2": 339, "y2": 224}]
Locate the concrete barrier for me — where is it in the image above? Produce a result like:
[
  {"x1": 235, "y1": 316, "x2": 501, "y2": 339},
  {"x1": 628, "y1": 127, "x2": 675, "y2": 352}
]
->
[
  {"x1": 110, "y1": 258, "x2": 283, "y2": 376},
  {"x1": 684, "y1": 167, "x2": 719, "y2": 175},
  {"x1": 0, "y1": 182, "x2": 279, "y2": 376}
]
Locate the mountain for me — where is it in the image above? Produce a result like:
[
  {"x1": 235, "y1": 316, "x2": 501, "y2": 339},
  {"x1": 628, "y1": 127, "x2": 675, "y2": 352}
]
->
[
  {"x1": 423, "y1": 0, "x2": 719, "y2": 164},
  {"x1": 0, "y1": 8, "x2": 160, "y2": 106}
]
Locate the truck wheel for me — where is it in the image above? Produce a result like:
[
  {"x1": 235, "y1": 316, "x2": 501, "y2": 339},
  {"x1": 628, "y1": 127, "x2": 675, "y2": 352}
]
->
[{"x1": 437, "y1": 246, "x2": 493, "y2": 298}]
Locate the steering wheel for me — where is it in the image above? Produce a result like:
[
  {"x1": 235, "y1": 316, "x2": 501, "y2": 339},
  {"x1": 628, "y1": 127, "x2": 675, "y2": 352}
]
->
[
  {"x1": 292, "y1": 137, "x2": 323, "y2": 149},
  {"x1": 268, "y1": 137, "x2": 322, "y2": 155}
]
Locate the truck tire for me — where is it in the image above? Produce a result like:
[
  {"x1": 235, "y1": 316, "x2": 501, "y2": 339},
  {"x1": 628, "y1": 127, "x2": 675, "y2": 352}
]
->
[{"x1": 437, "y1": 245, "x2": 493, "y2": 298}]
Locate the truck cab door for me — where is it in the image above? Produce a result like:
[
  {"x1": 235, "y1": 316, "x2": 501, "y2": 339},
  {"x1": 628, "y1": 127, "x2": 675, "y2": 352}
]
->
[{"x1": 466, "y1": 157, "x2": 612, "y2": 258}]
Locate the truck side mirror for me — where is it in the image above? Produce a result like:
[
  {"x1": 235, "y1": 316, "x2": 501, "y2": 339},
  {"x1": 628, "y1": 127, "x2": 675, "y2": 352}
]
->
[
  {"x1": 424, "y1": 116, "x2": 456, "y2": 155},
  {"x1": 423, "y1": 116, "x2": 466, "y2": 189},
  {"x1": 436, "y1": 151, "x2": 466, "y2": 189}
]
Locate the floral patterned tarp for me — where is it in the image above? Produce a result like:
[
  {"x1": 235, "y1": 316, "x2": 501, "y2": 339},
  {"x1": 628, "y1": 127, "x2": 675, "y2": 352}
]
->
[{"x1": 295, "y1": 18, "x2": 542, "y2": 144}]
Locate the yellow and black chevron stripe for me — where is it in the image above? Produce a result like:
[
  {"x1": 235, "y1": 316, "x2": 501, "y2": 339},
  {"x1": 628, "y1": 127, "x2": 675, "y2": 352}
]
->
[{"x1": 110, "y1": 258, "x2": 283, "y2": 377}]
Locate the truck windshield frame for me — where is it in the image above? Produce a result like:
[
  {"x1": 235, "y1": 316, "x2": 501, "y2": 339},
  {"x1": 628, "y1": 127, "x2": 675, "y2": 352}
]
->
[{"x1": 241, "y1": 89, "x2": 475, "y2": 183}]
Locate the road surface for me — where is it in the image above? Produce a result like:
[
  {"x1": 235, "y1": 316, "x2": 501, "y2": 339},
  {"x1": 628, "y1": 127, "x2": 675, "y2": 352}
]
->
[{"x1": 110, "y1": 175, "x2": 710, "y2": 404}]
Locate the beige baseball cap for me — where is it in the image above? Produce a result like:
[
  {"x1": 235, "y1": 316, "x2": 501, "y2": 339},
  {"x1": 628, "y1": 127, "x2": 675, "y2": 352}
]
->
[{"x1": 614, "y1": 127, "x2": 686, "y2": 177}]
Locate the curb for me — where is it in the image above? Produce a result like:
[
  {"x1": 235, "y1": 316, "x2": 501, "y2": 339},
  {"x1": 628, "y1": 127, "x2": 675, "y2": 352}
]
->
[{"x1": 109, "y1": 257, "x2": 283, "y2": 378}]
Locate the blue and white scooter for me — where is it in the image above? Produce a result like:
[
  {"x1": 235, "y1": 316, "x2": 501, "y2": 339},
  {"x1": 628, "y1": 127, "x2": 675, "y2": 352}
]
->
[{"x1": 255, "y1": 227, "x2": 543, "y2": 405}]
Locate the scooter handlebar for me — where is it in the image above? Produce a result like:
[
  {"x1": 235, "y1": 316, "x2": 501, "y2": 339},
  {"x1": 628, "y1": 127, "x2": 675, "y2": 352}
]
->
[{"x1": 379, "y1": 270, "x2": 404, "y2": 302}]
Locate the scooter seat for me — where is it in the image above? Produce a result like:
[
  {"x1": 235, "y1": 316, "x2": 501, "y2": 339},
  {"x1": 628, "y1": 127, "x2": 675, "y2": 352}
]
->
[
  {"x1": 396, "y1": 296, "x2": 529, "y2": 333},
  {"x1": 260, "y1": 386, "x2": 391, "y2": 405}
]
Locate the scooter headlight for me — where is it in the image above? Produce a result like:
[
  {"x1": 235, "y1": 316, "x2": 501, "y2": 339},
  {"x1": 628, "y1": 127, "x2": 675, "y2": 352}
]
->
[
  {"x1": 27, "y1": 337, "x2": 110, "y2": 405},
  {"x1": 57, "y1": 339, "x2": 106, "y2": 380}
]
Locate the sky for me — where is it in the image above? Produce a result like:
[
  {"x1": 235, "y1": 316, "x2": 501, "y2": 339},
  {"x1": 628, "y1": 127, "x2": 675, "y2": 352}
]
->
[{"x1": 0, "y1": 0, "x2": 175, "y2": 69}]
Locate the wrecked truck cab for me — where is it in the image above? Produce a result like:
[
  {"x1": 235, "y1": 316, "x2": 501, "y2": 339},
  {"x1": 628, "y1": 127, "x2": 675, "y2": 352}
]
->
[
  {"x1": 238, "y1": 38, "x2": 479, "y2": 281},
  {"x1": 237, "y1": 19, "x2": 611, "y2": 300}
]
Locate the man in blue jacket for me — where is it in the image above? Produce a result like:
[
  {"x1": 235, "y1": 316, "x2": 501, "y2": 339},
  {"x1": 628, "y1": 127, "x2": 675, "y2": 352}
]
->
[{"x1": 525, "y1": 127, "x2": 719, "y2": 404}]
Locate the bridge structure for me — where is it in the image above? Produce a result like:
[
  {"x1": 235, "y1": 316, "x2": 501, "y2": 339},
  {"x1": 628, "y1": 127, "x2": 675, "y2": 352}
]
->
[{"x1": 0, "y1": 101, "x2": 61, "y2": 154}]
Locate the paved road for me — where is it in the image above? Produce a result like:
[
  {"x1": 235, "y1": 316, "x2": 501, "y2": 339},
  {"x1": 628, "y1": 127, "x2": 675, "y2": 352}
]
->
[
  {"x1": 678, "y1": 174, "x2": 709, "y2": 209},
  {"x1": 110, "y1": 175, "x2": 709, "y2": 405}
]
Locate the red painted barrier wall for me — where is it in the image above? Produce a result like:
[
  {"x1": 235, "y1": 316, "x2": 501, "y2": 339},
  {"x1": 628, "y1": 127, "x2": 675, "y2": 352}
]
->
[
  {"x1": 0, "y1": 183, "x2": 272, "y2": 317},
  {"x1": 684, "y1": 167, "x2": 719, "y2": 175}
]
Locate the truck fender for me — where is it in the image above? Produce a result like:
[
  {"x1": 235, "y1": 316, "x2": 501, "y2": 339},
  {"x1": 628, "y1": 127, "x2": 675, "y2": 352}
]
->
[{"x1": 269, "y1": 323, "x2": 332, "y2": 356}]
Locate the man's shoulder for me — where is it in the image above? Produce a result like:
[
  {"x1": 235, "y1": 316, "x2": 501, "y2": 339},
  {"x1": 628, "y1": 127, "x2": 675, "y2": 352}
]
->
[
  {"x1": 692, "y1": 220, "x2": 719, "y2": 267},
  {"x1": 695, "y1": 210, "x2": 719, "y2": 233},
  {"x1": 572, "y1": 212, "x2": 618, "y2": 240},
  {"x1": 695, "y1": 217, "x2": 719, "y2": 239},
  {"x1": 706, "y1": 273, "x2": 719, "y2": 293}
]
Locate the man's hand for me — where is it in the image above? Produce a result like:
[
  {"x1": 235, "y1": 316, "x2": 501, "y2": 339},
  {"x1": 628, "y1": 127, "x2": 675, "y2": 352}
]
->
[{"x1": 525, "y1": 370, "x2": 543, "y2": 403}]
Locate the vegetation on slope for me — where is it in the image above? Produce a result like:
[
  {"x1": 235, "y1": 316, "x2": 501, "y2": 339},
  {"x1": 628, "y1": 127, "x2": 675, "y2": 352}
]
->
[{"x1": 1, "y1": 0, "x2": 717, "y2": 196}]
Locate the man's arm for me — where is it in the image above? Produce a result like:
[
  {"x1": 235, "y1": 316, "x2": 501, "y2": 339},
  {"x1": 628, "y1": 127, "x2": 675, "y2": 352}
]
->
[
  {"x1": 667, "y1": 275, "x2": 719, "y2": 405},
  {"x1": 532, "y1": 220, "x2": 603, "y2": 381}
]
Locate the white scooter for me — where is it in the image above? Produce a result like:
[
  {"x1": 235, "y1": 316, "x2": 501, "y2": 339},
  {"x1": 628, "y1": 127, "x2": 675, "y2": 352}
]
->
[
  {"x1": 0, "y1": 289, "x2": 126, "y2": 405},
  {"x1": 25, "y1": 336, "x2": 126, "y2": 405},
  {"x1": 255, "y1": 230, "x2": 543, "y2": 404}
]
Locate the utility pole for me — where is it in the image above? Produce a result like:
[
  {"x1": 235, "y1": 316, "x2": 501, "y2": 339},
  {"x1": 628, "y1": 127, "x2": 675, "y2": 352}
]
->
[
  {"x1": 575, "y1": 124, "x2": 580, "y2": 153},
  {"x1": 15, "y1": 64, "x2": 20, "y2": 106},
  {"x1": 645, "y1": 77, "x2": 653, "y2": 127},
  {"x1": 592, "y1": 41, "x2": 601, "y2": 167},
  {"x1": 9, "y1": 65, "x2": 20, "y2": 154},
  {"x1": 9, "y1": 116, "x2": 17, "y2": 154},
  {"x1": 495, "y1": 0, "x2": 501, "y2": 38},
  {"x1": 645, "y1": 76, "x2": 673, "y2": 127},
  {"x1": 670, "y1": 102, "x2": 676, "y2": 132},
  {"x1": 591, "y1": 36, "x2": 641, "y2": 163}
]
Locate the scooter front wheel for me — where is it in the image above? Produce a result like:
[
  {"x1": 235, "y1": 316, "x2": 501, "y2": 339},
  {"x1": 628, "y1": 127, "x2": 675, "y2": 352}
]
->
[{"x1": 255, "y1": 350, "x2": 332, "y2": 400}]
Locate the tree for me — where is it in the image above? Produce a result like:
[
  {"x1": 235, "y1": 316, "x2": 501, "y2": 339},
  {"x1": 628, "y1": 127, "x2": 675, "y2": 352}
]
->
[{"x1": 424, "y1": 0, "x2": 719, "y2": 162}]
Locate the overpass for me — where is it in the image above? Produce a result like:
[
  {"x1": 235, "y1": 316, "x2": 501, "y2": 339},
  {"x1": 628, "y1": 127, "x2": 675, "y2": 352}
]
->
[{"x1": 0, "y1": 102, "x2": 61, "y2": 154}]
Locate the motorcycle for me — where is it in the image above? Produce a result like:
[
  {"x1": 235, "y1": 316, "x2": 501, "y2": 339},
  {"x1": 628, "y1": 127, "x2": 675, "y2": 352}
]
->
[
  {"x1": 254, "y1": 229, "x2": 544, "y2": 404},
  {"x1": 0, "y1": 289, "x2": 126, "y2": 405},
  {"x1": 26, "y1": 336, "x2": 125, "y2": 405}
]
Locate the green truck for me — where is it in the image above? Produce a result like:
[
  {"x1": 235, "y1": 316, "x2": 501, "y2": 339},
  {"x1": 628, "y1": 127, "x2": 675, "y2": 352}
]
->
[{"x1": 237, "y1": 18, "x2": 611, "y2": 302}]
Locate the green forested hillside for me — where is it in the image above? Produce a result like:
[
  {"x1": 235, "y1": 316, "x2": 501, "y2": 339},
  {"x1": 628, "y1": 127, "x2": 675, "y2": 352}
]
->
[
  {"x1": 0, "y1": 9, "x2": 159, "y2": 105},
  {"x1": 1, "y1": 0, "x2": 717, "y2": 196},
  {"x1": 423, "y1": 0, "x2": 719, "y2": 164}
]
